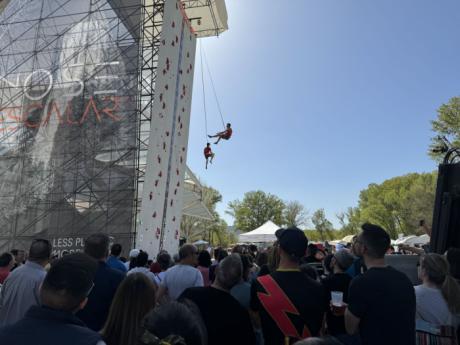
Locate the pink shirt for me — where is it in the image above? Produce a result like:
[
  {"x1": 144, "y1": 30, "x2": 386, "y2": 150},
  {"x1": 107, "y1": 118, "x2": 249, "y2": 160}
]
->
[{"x1": 197, "y1": 266, "x2": 210, "y2": 287}]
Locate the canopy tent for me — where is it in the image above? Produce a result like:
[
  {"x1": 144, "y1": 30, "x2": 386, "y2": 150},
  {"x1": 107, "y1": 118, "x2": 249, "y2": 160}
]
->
[
  {"x1": 341, "y1": 235, "x2": 355, "y2": 244},
  {"x1": 193, "y1": 240, "x2": 209, "y2": 246},
  {"x1": 182, "y1": 167, "x2": 213, "y2": 220},
  {"x1": 394, "y1": 234, "x2": 430, "y2": 246},
  {"x1": 238, "y1": 221, "x2": 280, "y2": 243}
]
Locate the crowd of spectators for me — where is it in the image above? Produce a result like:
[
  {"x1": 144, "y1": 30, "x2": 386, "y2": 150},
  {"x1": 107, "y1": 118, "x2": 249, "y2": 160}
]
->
[{"x1": 0, "y1": 222, "x2": 458, "y2": 345}]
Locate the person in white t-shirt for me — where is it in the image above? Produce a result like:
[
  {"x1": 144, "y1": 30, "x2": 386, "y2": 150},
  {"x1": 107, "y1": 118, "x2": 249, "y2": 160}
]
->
[
  {"x1": 415, "y1": 253, "x2": 460, "y2": 328},
  {"x1": 156, "y1": 244, "x2": 203, "y2": 301},
  {"x1": 128, "y1": 251, "x2": 156, "y2": 285}
]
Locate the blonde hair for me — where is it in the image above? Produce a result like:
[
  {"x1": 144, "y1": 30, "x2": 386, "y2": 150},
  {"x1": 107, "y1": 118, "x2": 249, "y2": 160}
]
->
[{"x1": 421, "y1": 253, "x2": 460, "y2": 314}]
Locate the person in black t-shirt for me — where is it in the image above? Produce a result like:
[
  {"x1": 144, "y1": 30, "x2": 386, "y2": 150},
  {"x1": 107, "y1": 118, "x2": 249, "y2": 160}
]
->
[
  {"x1": 251, "y1": 227, "x2": 328, "y2": 345},
  {"x1": 321, "y1": 250, "x2": 354, "y2": 336},
  {"x1": 180, "y1": 254, "x2": 255, "y2": 345},
  {"x1": 345, "y1": 223, "x2": 416, "y2": 345}
]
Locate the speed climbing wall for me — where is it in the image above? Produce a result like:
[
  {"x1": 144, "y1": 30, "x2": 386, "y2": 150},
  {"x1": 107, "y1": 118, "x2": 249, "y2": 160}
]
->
[{"x1": 137, "y1": 0, "x2": 196, "y2": 256}]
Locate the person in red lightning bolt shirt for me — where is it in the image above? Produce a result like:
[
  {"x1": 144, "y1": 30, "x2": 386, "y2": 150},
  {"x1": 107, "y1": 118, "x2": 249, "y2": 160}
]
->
[{"x1": 204, "y1": 143, "x2": 215, "y2": 169}]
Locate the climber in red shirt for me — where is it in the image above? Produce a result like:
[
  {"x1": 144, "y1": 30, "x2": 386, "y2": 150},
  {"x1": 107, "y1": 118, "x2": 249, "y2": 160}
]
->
[
  {"x1": 204, "y1": 143, "x2": 215, "y2": 169},
  {"x1": 208, "y1": 123, "x2": 232, "y2": 144}
]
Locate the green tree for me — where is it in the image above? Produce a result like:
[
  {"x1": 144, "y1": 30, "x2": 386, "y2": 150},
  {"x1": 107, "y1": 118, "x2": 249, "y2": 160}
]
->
[
  {"x1": 311, "y1": 209, "x2": 334, "y2": 241},
  {"x1": 429, "y1": 96, "x2": 460, "y2": 161},
  {"x1": 336, "y1": 207, "x2": 361, "y2": 235},
  {"x1": 284, "y1": 201, "x2": 309, "y2": 227},
  {"x1": 227, "y1": 190, "x2": 285, "y2": 232},
  {"x1": 303, "y1": 229, "x2": 323, "y2": 242},
  {"x1": 357, "y1": 172, "x2": 437, "y2": 238}
]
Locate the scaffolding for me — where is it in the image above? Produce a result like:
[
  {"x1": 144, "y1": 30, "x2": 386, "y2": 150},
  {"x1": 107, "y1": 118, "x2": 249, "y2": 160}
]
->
[{"x1": 0, "y1": 0, "x2": 163, "y2": 253}]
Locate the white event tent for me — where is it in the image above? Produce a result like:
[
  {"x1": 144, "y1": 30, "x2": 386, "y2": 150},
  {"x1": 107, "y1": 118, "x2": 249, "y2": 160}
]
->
[{"x1": 238, "y1": 221, "x2": 280, "y2": 243}]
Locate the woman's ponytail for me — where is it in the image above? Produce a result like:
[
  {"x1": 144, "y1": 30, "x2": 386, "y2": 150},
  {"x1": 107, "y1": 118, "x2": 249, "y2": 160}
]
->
[
  {"x1": 441, "y1": 274, "x2": 460, "y2": 314},
  {"x1": 421, "y1": 253, "x2": 460, "y2": 314}
]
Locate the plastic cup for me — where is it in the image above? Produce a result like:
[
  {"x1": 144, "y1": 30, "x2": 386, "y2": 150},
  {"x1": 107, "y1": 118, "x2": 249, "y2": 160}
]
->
[{"x1": 331, "y1": 291, "x2": 343, "y2": 306}]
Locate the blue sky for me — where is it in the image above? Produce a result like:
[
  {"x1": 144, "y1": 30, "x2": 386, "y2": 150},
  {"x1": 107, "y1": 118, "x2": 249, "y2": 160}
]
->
[{"x1": 186, "y1": 0, "x2": 460, "y2": 228}]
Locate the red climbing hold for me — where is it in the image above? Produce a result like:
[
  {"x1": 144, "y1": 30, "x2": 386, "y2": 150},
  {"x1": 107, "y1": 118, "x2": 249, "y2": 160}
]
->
[{"x1": 155, "y1": 180, "x2": 159, "y2": 187}]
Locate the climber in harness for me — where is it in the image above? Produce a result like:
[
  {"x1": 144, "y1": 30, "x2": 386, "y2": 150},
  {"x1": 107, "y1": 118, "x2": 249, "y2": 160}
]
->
[
  {"x1": 208, "y1": 123, "x2": 232, "y2": 145},
  {"x1": 204, "y1": 143, "x2": 215, "y2": 169}
]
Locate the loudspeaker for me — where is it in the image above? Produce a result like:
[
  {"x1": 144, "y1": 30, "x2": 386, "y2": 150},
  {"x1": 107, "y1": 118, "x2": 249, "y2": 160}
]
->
[{"x1": 430, "y1": 163, "x2": 460, "y2": 254}]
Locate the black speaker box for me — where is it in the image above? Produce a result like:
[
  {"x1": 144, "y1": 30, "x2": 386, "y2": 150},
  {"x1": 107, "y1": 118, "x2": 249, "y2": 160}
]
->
[{"x1": 430, "y1": 163, "x2": 460, "y2": 253}]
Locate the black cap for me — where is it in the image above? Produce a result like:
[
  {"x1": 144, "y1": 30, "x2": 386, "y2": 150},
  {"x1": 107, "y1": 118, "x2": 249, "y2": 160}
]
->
[
  {"x1": 275, "y1": 227, "x2": 308, "y2": 259},
  {"x1": 45, "y1": 253, "x2": 98, "y2": 300}
]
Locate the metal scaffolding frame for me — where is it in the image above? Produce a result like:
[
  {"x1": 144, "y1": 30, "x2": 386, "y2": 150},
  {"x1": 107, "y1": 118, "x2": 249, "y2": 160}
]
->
[
  {"x1": 132, "y1": 0, "x2": 164, "y2": 240},
  {"x1": 0, "y1": 0, "x2": 163, "y2": 252}
]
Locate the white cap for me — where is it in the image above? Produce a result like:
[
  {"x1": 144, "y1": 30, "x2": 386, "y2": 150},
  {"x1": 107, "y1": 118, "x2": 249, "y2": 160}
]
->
[{"x1": 129, "y1": 249, "x2": 140, "y2": 258}]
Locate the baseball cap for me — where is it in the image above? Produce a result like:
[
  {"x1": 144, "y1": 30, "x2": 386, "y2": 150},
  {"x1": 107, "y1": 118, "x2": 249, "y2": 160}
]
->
[
  {"x1": 334, "y1": 250, "x2": 354, "y2": 270},
  {"x1": 275, "y1": 227, "x2": 308, "y2": 259},
  {"x1": 129, "y1": 249, "x2": 140, "y2": 258}
]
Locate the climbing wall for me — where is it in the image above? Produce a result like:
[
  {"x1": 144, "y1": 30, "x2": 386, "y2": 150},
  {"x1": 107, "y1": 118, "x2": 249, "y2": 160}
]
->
[
  {"x1": 137, "y1": 0, "x2": 196, "y2": 257},
  {"x1": 161, "y1": 20, "x2": 196, "y2": 255}
]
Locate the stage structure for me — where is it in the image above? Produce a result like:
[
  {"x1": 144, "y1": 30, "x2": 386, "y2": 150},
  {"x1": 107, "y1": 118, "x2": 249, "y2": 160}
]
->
[{"x1": 0, "y1": 0, "x2": 228, "y2": 256}]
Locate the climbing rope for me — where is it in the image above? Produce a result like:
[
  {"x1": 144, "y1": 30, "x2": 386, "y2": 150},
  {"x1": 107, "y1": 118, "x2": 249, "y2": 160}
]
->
[{"x1": 202, "y1": 46, "x2": 226, "y2": 129}]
